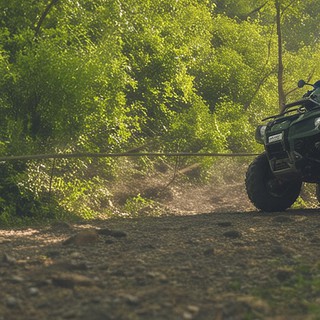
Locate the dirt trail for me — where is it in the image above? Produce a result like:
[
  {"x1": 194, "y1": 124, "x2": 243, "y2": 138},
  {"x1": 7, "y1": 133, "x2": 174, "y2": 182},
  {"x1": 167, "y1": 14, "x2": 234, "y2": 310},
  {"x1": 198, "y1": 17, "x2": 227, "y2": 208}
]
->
[{"x1": 1, "y1": 208, "x2": 320, "y2": 320}]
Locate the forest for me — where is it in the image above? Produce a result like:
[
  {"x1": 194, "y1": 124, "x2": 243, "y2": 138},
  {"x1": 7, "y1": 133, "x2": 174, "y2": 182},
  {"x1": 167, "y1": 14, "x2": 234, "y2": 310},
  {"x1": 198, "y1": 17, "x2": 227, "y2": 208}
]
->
[{"x1": 0, "y1": 0, "x2": 320, "y2": 222}]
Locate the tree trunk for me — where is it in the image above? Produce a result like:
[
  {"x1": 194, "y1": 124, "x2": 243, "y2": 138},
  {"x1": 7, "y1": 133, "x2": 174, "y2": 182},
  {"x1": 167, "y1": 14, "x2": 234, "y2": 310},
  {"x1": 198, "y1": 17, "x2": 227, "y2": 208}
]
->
[{"x1": 275, "y1": 0, "x2": 286, "y2": 112}]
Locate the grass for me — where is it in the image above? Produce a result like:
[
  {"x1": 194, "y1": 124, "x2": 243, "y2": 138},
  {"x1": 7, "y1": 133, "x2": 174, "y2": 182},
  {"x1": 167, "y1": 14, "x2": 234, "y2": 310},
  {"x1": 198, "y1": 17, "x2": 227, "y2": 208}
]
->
[{"x1": 251, "y1": 259, "x2": 320, "y2": 318}]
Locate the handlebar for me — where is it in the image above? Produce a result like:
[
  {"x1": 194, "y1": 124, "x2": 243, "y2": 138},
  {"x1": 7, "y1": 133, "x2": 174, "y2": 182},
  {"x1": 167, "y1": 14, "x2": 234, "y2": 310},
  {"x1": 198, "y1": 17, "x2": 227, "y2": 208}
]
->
[{"x1": 280, "y1": 99, "x2": 309, "y2": 114}]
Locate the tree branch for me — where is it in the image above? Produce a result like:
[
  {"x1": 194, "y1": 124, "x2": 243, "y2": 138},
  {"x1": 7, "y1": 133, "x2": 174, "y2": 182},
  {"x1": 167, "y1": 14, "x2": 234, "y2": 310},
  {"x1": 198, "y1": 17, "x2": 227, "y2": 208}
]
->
[
  {"x1": 285, "y1": 67, "x2": 316, "y2": 98},
  {"x1": 281, "y1": 0, "x2": 297, "y2": 16},
  {"x1": 244, "y1": 35, "x2": 274, "y2": 111},
  {"x1": 245, "y1": 1, "x2": 269, "y2": 18},
  {"x1": 34, "y1": 0, "x2": 59, "y2": 38}
]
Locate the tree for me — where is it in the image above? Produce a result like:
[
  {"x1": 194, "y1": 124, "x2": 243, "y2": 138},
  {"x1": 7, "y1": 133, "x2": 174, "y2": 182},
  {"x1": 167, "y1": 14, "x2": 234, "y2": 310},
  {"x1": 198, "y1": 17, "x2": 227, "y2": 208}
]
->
[{"x1": 275, "y1": 0, "x2": 286, "y2": 109}]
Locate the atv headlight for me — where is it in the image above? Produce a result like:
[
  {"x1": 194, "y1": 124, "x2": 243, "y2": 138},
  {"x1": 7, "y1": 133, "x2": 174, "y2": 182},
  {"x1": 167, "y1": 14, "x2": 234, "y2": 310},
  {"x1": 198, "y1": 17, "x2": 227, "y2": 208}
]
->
[
  {"x1": 255, "y1": 125, "x2": 267, "y2": 144},
  {"x1": 315, "y1": 117, "x2": 320, "y2": 128}
]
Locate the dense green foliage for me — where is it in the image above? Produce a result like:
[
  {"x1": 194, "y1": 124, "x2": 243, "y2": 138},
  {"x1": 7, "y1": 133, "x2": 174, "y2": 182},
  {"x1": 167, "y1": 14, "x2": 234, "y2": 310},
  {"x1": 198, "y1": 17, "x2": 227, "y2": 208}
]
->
[{"x1": 0, "y1": 0, "x2": 320, "y2": 219}]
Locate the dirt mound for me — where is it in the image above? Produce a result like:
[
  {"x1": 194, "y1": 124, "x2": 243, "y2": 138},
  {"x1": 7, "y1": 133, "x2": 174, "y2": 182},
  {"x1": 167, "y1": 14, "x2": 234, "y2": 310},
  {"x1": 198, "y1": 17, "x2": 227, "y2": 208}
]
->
[{"x1": 111, "y1": 157, "x2": 255, "y2": 216}]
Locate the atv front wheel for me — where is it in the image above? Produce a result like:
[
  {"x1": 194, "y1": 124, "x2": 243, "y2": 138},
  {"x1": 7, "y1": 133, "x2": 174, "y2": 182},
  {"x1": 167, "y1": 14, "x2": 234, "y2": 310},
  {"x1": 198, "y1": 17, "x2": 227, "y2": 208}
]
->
[{"x1": 245, "y1": 153, "x2": 302, "y2": 212}]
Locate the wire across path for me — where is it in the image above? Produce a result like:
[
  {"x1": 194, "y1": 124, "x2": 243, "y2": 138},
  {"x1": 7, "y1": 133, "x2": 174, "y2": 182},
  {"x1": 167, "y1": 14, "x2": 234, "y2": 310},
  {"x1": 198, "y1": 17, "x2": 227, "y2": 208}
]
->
[{"x1": 0, "y1": 152, "x2": 260, "y2": 162}]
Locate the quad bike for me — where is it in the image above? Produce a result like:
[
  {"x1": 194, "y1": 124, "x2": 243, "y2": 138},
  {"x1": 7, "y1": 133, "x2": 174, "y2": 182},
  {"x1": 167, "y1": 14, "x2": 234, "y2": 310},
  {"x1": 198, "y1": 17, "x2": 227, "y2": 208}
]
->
[{"x1": 245, "y1": 79, "x2": 320, "y2": 211}]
